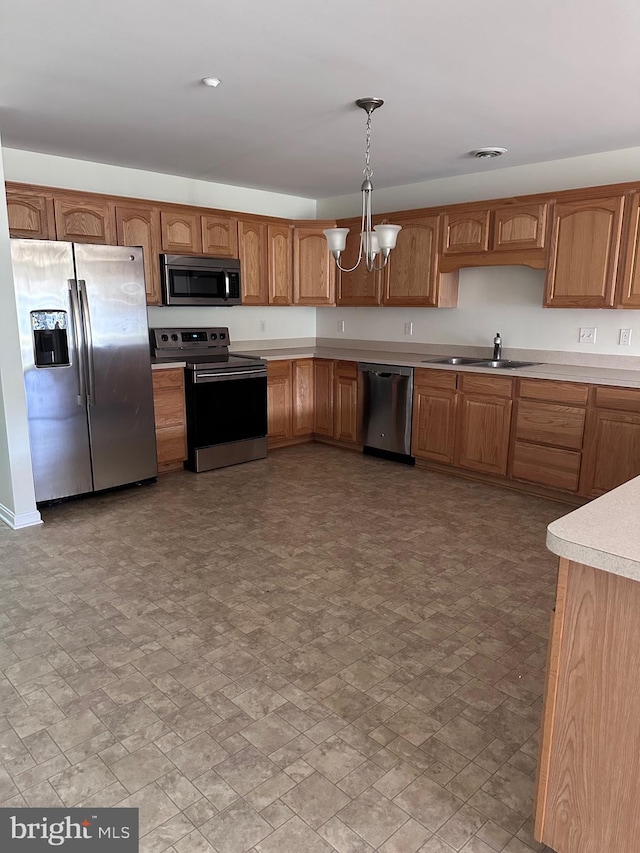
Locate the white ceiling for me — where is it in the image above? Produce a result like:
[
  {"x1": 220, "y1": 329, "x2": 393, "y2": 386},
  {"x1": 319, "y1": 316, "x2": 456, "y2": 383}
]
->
[{"x1": 2, "y1": 0, "x2": 640, "y2": 199}]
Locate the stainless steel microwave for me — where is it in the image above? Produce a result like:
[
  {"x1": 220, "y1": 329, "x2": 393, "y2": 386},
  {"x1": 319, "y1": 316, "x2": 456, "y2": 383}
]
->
[{"x1": 160, "y1": 255, "x2": 241, "y2": 306}]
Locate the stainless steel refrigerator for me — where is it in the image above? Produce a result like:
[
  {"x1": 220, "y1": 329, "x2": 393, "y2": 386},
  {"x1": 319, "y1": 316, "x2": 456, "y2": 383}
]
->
[{"x1": 11, "y1": 239, "x2": 157, "y2": 503}]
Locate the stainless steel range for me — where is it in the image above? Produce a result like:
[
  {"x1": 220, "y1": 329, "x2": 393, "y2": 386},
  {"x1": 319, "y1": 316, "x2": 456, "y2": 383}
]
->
[{"x1": 151, "y1": 327, "x2": 267, "y2": 472}]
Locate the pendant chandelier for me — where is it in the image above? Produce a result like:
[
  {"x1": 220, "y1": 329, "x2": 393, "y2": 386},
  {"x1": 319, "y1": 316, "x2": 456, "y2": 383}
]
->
[{"x1": 323, "y1": 98, "x2": 402, "y2": 273}]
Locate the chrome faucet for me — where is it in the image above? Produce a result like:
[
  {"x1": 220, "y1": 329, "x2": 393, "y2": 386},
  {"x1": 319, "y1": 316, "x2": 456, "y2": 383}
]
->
[{"x1": 493, "y1": 332, "x2": 502, "y2": 360}]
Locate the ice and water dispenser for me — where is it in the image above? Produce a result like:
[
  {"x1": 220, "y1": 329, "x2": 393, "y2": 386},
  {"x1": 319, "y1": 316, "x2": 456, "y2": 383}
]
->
[{"x1": 31, "y1": 311, "x2": 70, "y2": 367}]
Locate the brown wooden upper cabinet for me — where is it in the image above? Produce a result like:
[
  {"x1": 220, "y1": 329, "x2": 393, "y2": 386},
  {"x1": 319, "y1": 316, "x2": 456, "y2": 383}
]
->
[
  {"x1": 617, "y1": 191, "x2": 640, "y2": 308},
  {"x1": 267, "y1": 223, "x2": 293, "y2": 305},
  {"x1": 383, "y1": 216, "x2": 441, "y2": 306},
  {"x1": 239, "y1": 219, "x2": 268, "y2": 305},
  {"x1": 201, "y1": 214, "x2": 238, "y2": 257},
  {"x1": 6, "y1": 191, "x2": 56, "y2": 239},
  {"x1": 115, "y1": 205, "x2": 162, "y2": 306},
  {"x1": 160, "y1": 209, "x2": 202, "y2": 254},
  {"x1": 54, "y1": 197, "x2": 116, "y2": 245},
  {"x1": 493, "y1": 203, "x2": 548, "y2": 251},
  {"x1": 544, "y1": 196, "x2": 625, "y2": 308},
  {"x1": 293, "y1": 224, "x2": 335, "y2": 305},
  {"x1": 443, "y1": 209, "x2": 490, "y2": 254},
  {"x1": 336, "y1": 218, "x2": 382, "y2": 306}
]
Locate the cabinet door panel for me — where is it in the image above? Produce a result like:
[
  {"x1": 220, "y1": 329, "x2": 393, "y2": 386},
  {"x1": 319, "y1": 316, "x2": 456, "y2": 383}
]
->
[
  {"x1": 292, "y1": 359, "x2": 314, "y2": 436},
  {"x1": 293, "y1": 226, "x2": 335, "y2": 305},
  {"x1": 239, "y1": 220, "x2": 268, "y2": 305},
  {"x1": 383, "y1": 217, "x2": 439, "y2": 306},
  {"x1": 443, "y1": 210, "x2": 490, "y2": 254},
  {"x1": 456, "y1": 395, "x2": 513, "y2": 475},
  {"x1": 201, "y1": 215, "x2": 238, "y2": 257},
  {"x1": 160, "y1": 210, "x2": 201, "y2": 253},
  {"x1": 116, "y1": 205, "x2": 162, "y2": 305},
  {"x1": 334, "y1": 369, "x2": 358, "y2": 443},
  {"x1": 512, "y1": 442, "x2": 581, "y2": 492},
  {"x1": 337, "y1": 219, "x2": 382, "y2": 306},
  {"x1": 545, "y1": 197, "x2": 624, "y2": 307},
  {"x1": 493, "y1": 203, "x2": 547, "y2": 251},
  {"x1": 268, "y1": 224, "x2": 292, "y2": 305},
  {"x1": 54, "y1": 198, "x2": 116, "y2": 244},
  {"x1": 267, "y1": 361, "x2": 292, "y2": 442},
  {"x1": 515, "y1": 401, "x2": 585, "y2": 450},
  {"x1": 581, "y1": 410, "x2": 640, "y2": 496},
  {"x1": 152, "y1": 369, "x2": 186, "y2": 471},
  {"x1": 618, "y1": 191, "x2": 640, "y2": 307},
  {"x1": 412, "y1": 387, "x2": 458, "y2": 464},
  {"x1": 314, "y1": 359, "x2": 334, "y2": 436},
  {"x1": 7, "y1": 192, "x2": 55, "y2": 239}
]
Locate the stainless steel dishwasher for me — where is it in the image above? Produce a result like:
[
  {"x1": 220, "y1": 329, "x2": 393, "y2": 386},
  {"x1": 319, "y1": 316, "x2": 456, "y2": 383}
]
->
[{"x1": 359, "y1": 363, "x2": 414, "y2": 462}]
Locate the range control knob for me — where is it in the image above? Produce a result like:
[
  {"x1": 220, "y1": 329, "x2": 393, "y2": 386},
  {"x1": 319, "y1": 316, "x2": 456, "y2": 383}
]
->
[
  {"x1": 160, "y1": 334, "x2": 169, "y2": 342},
  {"x1": 219, "y1": 332, "x2": 226, "y2": 340},
  {"x1": 171, "y1": 333, "x2": 179, "y2": 341},
  {"x1": 210, "y1": 333, "x2": 218, "y2": 340}
]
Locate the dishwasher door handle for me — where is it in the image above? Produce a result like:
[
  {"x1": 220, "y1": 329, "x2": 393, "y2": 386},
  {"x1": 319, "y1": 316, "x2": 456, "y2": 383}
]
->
[{"x1": 373, "y1": 372, "x2": 394, "y2": 378}]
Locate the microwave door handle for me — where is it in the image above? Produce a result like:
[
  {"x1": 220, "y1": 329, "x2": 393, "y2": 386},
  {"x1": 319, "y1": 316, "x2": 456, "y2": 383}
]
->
[{"x1": 224, "y1": 271, "x2": 230, "y2": 300}]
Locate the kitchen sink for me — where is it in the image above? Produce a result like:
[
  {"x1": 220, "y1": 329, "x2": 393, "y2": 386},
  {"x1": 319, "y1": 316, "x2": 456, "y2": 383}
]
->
[
  {"x1": 473, "y1": 360, "x2": 540, "y2": 369},
  {"x1": 423, "y1": 356, "x2": 486, "y2": 365}
]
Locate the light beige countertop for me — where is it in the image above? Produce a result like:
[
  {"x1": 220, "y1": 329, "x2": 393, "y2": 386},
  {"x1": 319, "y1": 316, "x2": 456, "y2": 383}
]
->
[
  {"x1": 150, "y1": 338, "x2": 640, "y2": 387},
  {"x1": 151, "y1": 361, "x2": 186, "y2": 369},
  {"x1": 547, "y1": 476, "x2": 640, "y2": 581}
]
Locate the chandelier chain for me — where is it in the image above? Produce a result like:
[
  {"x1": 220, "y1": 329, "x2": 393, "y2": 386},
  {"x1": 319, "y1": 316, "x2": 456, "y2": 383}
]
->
[{"x1": 363, "y1": 111, "x2": 373, "y2": 180}]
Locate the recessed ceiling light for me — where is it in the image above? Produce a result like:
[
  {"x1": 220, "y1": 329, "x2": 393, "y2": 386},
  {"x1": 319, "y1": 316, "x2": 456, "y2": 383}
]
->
[
  {"x1": 201, "y1": 77, "x2": 221, "y2": 88},
  {"x1": 470, "y1": 147, "x2": 507, "y2": 159}
]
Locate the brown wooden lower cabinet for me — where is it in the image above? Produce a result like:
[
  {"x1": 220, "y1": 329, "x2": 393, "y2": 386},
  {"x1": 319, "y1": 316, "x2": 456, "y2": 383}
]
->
[
  {"x1": 580, "y1": 408, "x2": 640, "y2": 496},
  {"x1": 333, "y1": 361, "x2": 359, "y2": 443},
  {"x1": 412, "y1": 370, "x2": 458, "y2": 464},
  {"x1": 535, "y1": 558, "x2": 640, "y2": 852},
  {"x1": 313, "y1": 359, "x2": 334, "y2": 436},
  {"x1": 152, "y1": 368, "x2": 187, "y2": 472},
  {"x1": 292, "y1": 359, "x2": 314, "y2": 436},
  {"x1": 456, "y1": 394, "x2": 513, "y2": 476},
  {"x1": 266, "y1": 360, "x2": 292, "y2": 445}
]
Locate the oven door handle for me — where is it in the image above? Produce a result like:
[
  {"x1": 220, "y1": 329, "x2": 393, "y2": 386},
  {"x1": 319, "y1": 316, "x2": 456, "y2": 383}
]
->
[{"x1": 193, "y1": 369, "x2": 267, "y2": 383}]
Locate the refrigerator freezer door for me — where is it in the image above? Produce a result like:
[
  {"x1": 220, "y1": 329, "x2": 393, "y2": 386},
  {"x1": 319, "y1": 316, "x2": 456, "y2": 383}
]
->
[
  {"x1": 11, "y1": 239, "x2": 93, "y2": 502},
  {"x1": 73, "y1": 244, "x2": 157, "y2": 491}
]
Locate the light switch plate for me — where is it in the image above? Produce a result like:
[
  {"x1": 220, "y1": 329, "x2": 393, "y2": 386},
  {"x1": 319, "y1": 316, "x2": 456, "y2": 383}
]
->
[
  {"x1": 259, "y1": 320, "x2": 266, "y2": 333},
  {"x1": 404, "y1": 322, "x2": 413, "y2": 336},
  {"x1": 579, "y1": 327, "x2": 596, "y2": 344},
  {"x1": 337, "y1": 320, "x2": 345, "y2": 333}
]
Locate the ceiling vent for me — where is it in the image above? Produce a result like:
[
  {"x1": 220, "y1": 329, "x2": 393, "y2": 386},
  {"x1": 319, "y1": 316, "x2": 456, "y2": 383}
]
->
[{"x1": 471, "y1": 147, "x2": 507, "y2": 159}]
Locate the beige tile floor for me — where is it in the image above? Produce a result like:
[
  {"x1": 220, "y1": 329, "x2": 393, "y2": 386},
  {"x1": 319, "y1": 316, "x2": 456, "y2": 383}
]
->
[{"x1": 0, "y1": 444, "x2": 564, "y2": 852}]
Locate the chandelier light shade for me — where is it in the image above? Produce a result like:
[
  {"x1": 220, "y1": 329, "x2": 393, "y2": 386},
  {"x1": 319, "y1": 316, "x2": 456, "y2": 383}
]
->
[{"x1": 324, "y1": 98, "x2": 401, "y2": 273}]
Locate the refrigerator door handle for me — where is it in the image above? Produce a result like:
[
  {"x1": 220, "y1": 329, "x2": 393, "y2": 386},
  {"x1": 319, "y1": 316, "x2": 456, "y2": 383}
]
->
[
  {"x1": 68, "y1": 279, "x2": 87, "y2": 406},
  {"x1": 77, "y1": 279, "x2": 96, "y2": 406}
]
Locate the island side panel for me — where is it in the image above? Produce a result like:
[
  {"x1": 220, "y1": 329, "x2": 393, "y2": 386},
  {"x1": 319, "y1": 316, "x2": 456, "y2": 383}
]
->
[{"x1": 535, "y1": 558, "x2": 640, "y2": 853}]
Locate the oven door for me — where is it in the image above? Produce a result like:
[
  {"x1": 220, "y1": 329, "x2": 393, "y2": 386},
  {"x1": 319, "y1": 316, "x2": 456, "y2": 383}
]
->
[{"x1": 186, "y1": 368, "x2": 268, "y2": 453}]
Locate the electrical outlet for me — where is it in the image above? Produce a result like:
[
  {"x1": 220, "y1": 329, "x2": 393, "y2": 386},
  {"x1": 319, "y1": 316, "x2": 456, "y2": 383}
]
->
[
  {"x1": 620, "y1": 328, "x2": 632, "y2": 346},
  {"x1": 579, "y1": 327, "x2": 596, "y2": 344},
  {"x1": 337, "y1": 320, "x2": 345, "y2": 333},
  {"x1": 404, "y1": 321, "x2": 413, "y2": 336},
  {"x1": 259, "y1": 320, "x2": 266, "y2": 333}
]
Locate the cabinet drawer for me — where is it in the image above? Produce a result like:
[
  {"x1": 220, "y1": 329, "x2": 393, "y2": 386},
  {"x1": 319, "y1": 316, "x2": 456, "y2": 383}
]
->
[
  {"x1": 515, "y1": 401, "x2": 586, "y2": 450},
  {"x1": 414, "y1": 368, "x2": 457, "y2": 391},
  {"x1": 512, "y1": 442, "x2": 581, "y2": 492},
  {"x1": 594, "y1": 385, "x2": 640, "y2": 413},
  {"x1": 156, "y1": 425, "x2": 187, "y2": 468},
  {"x1": 267, "y1": 360, "x2": 292, "y2": 380},
  {"x1": 519, "y1": 378, "x2": 589, "y2": 406},
  {"x1": 460, "y1": 373, "x2": 513, "y2": 398},
  {"x1": 335, "y1": 360, "x2": 358, "y2": 379},
  {"x1": 152, "y1": 368, "x2": 184, "y2": 392}
]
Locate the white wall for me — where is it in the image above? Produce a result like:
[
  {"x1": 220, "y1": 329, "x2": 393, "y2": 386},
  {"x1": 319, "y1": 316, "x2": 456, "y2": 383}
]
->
[
  {"x1": 317, "y1": 266, "x2": 640, "y2": 357},
  {"x1": 317, "y1": 146, "x2": 640, "y2": 218},
  {"x1": 3, "y1": 148, "x2": 316, "y2": 219},
  {"x1": 0, "y1": 140, "x2": 41, "y2": 528},
  {"x1": 148, "y1": 305, "x2": 315, "y2": 344}
]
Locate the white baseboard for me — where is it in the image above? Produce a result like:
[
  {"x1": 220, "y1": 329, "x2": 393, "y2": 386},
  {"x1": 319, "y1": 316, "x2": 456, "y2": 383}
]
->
[{"x1": 0, "y1": 502, "x2": 42, "y2": 529}]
